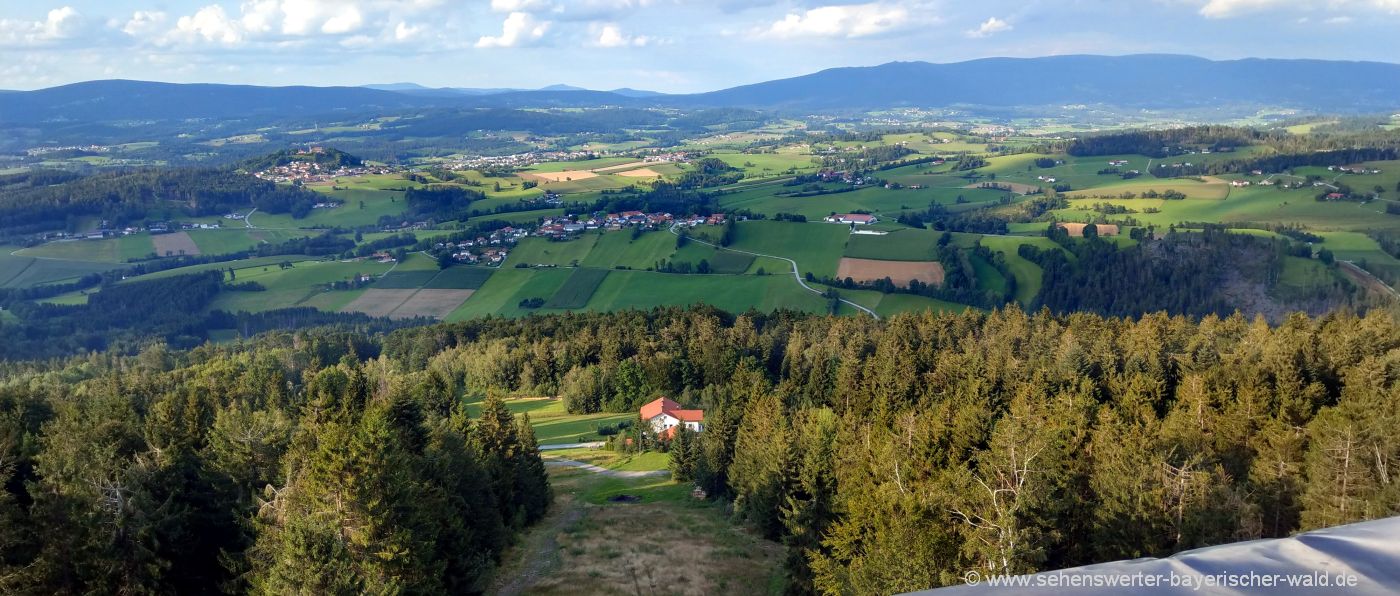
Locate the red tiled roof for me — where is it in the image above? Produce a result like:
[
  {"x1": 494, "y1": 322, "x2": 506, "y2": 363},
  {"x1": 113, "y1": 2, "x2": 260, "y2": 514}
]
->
[
  {"x1": 639, "y1": 397, "x2": 703, "y2": 422},
  {"x1": 640, "y1": 397, "x2": 682, "y2": 421},
  {"x1": 672, "y1": 409, "x2": 704, "y2": 422}
]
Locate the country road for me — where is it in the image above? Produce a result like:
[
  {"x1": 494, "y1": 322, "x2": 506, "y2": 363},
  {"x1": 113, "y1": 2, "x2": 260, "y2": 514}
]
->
[{"x1": 668, "y1": 222, "x2": 880, "y2": 319}]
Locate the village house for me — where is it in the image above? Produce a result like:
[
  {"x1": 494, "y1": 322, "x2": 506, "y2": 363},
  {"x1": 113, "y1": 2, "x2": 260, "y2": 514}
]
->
[
  {"x1": 1230, "y1": 180, "x2": 1251, "y2": 187},
  {"x1": 825, "y1": 213, "x2": 878, "y2": 225},
  {"x1": 640, "y1": 397, "x2": 704, "y2": 438}
]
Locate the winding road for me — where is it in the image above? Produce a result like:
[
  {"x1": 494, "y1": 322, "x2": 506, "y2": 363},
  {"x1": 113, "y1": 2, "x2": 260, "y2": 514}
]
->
[{"x1": 667, "y1": 222, "x2": 880, "y2": 319}]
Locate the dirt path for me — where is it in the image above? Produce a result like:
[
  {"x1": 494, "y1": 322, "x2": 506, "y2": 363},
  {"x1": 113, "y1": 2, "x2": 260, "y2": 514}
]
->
[
  {"x1": 1339, "y1": 261, "x2": 1399, "y2": 299},
  {"x1": 543, "y1": 458, "x2": 669, "y2": 479},
  {"x1": 493, "y1": 495, "x2": 585, "y2": 596}
]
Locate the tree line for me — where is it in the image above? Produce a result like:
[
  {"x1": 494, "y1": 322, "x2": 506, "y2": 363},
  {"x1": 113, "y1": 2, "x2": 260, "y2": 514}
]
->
[
  {"x1": 370, "y1": 305, "x2": 1400, "y2": 593},
  {"x1": 0, "y1": 330, "x2": 551, "y2": 593}
]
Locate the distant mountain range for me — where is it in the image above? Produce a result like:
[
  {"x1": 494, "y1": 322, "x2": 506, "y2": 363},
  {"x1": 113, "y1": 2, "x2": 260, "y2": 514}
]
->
[
  {"x1": 361, "y1": 82, "x2": 663, "y2": 98},
  {"x1": 3, "y1": 55, "x2": 1399, "y2": 124}
]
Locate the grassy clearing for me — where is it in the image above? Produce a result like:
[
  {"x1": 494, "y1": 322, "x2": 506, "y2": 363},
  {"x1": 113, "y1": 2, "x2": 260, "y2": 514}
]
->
[
  {"x1": 509, "y1": 235, "x2": 600, "y2": 268},
  {"x1": 0, "y1": 254, "x2": 121, "y2": 289},
  {"x1": 547, "y1": 448, "x2": 671, "y2": 472},
  {"x1": 844, "y1": 229, "x2": 944, "y2": 261},
  {"x1": 447, "y1": 267, "x2": 575, "y2": 320},
  {"x1": 373, "y1": 270, "x2": 440, "y2": 289},
  {"x1": 584, "y1": 270, "x2": 830, "y2": 314},
  {"x1": 493, "y1": 464, "x2": 785, "y2": 596},
  {"x1": 979, "y1": 236, "x2": 1063, "y2": 305},
  {"x1": 461, "y1": 397, "x2": 633, "y2": 444},
  {"x1": 16, "y1": 239, "x2": 120, "y2": 263},
  {"x1": 709, "y1": 251, "x2": 757, "y2": 274},
  {"x1": 579, "y1": 230, "x2": 676, "y2": 270},
  {"x1": 1277, "y1": 257, "x2": 1338, "y2": 291},
  {"x1": 545, "y1": 268, "x2": 610, "y2": 309},
  {"x1": 727, "y1": 221, "x2": 849, "y2": 279},
  {"x1": 423, "y1": 266, "x2": 494, "y2": 290}
]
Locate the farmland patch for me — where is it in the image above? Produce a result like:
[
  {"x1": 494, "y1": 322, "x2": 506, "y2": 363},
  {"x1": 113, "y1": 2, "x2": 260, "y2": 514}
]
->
[
  {"x1": 523, "y1": 170, "x2": 599, "y2": 183},
  {"x1": 1057, "y1": 222, "x2": 1121, "y2": 237},
  {"x1": 152, "y1": 232, "x2": 202, "y2": 257},
  {"x1": 836, "y1": 257, "x2": 945, "y2": 287},
  {"x1": 708, "y1": 251, "x2": 756, "y2": 274},
  {"x1": 341, "y1": 289, "x2": 417, "y2": 317},
  {"x1": 390, "y1": 289, "x2": 475, "y2": 319},
  {"x1": 373, "y1": 270, "x2": 439, "y2": 289},
  {"x1": 545, "y1": 268, "x2": 610, "y2": 309},
  {"x1": 424, "y1": 267, "x2": 494, "y2": 290}
]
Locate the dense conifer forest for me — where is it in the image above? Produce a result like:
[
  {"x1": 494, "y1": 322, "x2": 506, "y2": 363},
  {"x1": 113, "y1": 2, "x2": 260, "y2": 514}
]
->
[{"x1": 3, "y1": 306, "x2": 1396, "y2": 593}]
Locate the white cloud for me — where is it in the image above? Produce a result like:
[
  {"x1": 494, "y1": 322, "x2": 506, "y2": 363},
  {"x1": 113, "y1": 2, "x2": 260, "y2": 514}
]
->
[
  {"x1": 121, "y1": 11, "x2": 168, "y2": 38},
  {"x1": 174, "y1": 5, "x2": 244, "y2": 45},
  {"x1": 394, "y1": 21, "x2": 422, "y2": 41},
  {"x1": 594, "y1": 23, "x2": 651, "y2": 47},
  {"x1": 476, "y1": 12, "x2": 550, "y2": 48},
  {"x1": 491, "y1": 0, "x2": 554, "y2": 12},
  {"x1": 763, "y1": 2, "x2": 911, "y2": 39},
  {"x1": 1196, "y1": 0, "x2": 1400, "y2": 18},
  {"x1": 966, "y1": 16, "x2": 1011, "y2": 38},
  {"x1": 146, "y1": 1, "x2": 446, "y2": 47},
  {"x1": 0, "y1": 6, "x2": 85, "y2": 47}
]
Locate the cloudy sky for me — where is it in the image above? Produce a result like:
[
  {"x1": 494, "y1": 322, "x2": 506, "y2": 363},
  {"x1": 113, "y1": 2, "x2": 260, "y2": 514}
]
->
[{"x1": 3, "y1": 0, "x2": 1399, "y2": 92}]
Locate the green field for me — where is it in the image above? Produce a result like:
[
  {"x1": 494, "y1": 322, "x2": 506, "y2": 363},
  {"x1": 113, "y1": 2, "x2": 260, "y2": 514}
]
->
[
  {"x1": 186, "y1": 229, "x2": 315, "y2": 255},
  {"x1": 0, "y1": 250, "x2": 123, "y2": 289},
  {"x1": 448, "y1": 267, "x2": 576, "y2": 320},
  {"x1": 582, "y1": 270, "x2": 829, "y2": 314},
  {"x1": 508, "y1": 235, "x2": 600, "y2": 268},
  {"x1": 462, "y1": 397, "x2": 634, "y2": 445},
  {"x1": 579, "y1": 230, "x2": 677, "y2": 270},
  {"x1": 374, "y1": 270, "x2": 440, "y2": 289},
  {"x1": 843, "y1": 229, "x2": 944, "y2": 261},
  {"x1": 727, "y1": 221, "x2": 850, "y2": 279},
  {"x1": 424, "y1": 266, "x2": 495, "y2": 289},
  {"x1": 544, "y1": 268, "x2": 610, "y2": 309}
]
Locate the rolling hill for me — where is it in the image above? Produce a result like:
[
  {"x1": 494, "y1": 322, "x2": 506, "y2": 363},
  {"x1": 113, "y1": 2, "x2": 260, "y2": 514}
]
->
[{"x1": 3, "y1": 55, "x2": 1399, "y2": 124}]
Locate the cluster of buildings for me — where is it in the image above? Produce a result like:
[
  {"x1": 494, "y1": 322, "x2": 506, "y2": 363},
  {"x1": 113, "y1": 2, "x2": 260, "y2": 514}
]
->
[
  {"x1": 25, "y1": 144, "x2": 110, "y2": 156},
  {"x1": 1036, "y1": 175, "x2": 1059, "y2": 183},
  {"x1": 444, "y1": 150, "x2": 598, "y2": 171},
  {"x1": 253, "y1": 161, "x2": 397, "y2": 184},
  {"x1": 440, "y1": 227, "x2": 530, "y2": 264},
  {"x1": 825, "y1": 213, "x2": 879, "y2": 225},
  {"x1": 814, "y1": 169, "x2": 878, "y2": 185},
  {"x1": 532, "y1": 211, "x2": 676, "y2": 239},
  {"x1": 1329, "y1": 165, "x2": 1383, "y2": 175}
]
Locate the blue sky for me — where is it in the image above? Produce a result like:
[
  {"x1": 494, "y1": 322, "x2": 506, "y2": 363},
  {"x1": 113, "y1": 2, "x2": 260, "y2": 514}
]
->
[{"x1": 2, "y1": 0, "x2": 1399, "y2": 92}]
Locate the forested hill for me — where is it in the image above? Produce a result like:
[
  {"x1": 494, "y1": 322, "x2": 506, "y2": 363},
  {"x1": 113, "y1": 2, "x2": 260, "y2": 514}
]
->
[
  {"x1": 0, "y1": 168, "x2": 322, "y2": 234},
  {"x1": 238, "y1": 147, "x2": 362, "y2": 172},
  {"x1": 677, "y1": 54, "x2": 1400, "y2": 111},
  {"x1": 6, "y1": 55, "x2": 1400, "y2": 123},
  {"x1": 4, "y1": 307, "x2": 1396, "y2": 593}
]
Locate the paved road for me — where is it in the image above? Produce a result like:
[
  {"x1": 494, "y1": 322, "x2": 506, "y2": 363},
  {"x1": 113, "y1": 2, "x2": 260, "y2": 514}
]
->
[
  {"x1": 543, "y1": 458, "x2": 669, "y2": 479},
  {"x1": 667, "y1": 223, "x2": 880, "y2": 319},
  {"x1": 539, "y1": 441, "x2": 604, "y2": 451}
]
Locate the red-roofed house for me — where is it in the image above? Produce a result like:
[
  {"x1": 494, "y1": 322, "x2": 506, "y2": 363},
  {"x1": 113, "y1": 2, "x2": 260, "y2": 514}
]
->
[{"x1": 640, "y1": 397, "x2": 704, "y2": 438}]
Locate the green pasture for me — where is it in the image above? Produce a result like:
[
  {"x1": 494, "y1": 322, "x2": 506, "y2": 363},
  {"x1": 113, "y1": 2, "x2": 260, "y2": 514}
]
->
[
  {"x1": 461, "y1": 397, "x2": 634, "y2": 445},
  {"x1": 545, "y1": 268, "x2": 610, "y2": 309},
  {"x1": 508, "y1": 235, "x2": 600, "y2": 267},
  {"x1": 727, "y1": 221, "x2": 850, "y2": 279}
]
